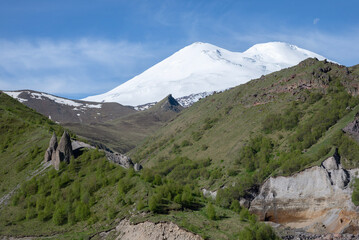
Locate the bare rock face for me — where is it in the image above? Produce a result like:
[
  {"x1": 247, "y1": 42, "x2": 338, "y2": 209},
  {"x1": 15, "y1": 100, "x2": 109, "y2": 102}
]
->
[
  {"x1": 44, "y1": 132, "x2": 57, "y2": 162},
  {"x1": 250, "y1": 152, "x2": 359, "y2": 234},
  {"x1": 160, "y1": 94, "x2": 184, "y2": 113},
  {"x1": 53, "y1": 131, "x2": 73, "y2": 170},
  {"x1": 105, "y1": 152, "x2": 134, "y2": 169},
  {"x1": 343, "y1": 112, "x2": 359, "y2": 142}
]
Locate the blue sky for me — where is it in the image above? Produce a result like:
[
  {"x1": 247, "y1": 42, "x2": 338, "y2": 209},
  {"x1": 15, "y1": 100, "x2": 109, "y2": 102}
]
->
[{"x1": 0, "y1": 0, "x2": 358, "y2": 99}]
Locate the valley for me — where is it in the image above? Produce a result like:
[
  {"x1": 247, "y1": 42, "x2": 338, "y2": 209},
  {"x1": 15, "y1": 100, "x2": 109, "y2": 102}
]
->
[{"x1": 1, "y1": 47, "x2": 359, "y2": 240}]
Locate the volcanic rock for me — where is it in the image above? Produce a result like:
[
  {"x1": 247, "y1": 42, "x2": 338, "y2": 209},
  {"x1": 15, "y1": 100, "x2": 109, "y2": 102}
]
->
[
  {"x1": 53, "y1": 131, "x2": 73, "y2": 170},
  {"x1": 44, "y1": 132, "x2": 57, "y2": 162}
]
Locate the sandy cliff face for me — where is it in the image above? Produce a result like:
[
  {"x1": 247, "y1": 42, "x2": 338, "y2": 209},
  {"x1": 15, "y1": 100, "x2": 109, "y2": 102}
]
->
[{"x1": 250, "y1": 152, "x2": 359, "y2": 234}]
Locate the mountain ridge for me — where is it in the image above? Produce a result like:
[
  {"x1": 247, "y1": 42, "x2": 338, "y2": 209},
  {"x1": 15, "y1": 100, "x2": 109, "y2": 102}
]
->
[{"x1": 83, "y1": 41, "x2": 328, "y2": 106}]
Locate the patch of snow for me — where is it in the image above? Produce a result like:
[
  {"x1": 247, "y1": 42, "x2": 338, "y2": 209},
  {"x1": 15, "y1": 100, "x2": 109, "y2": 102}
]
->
[
  {"x1": 77, "y1": 113, "x2": 80, "y2": 116},
  {"x1": 30, "y1": 92, "x2": 83, "y2": 107},
  {"x1": 83, "y1": 41, "x2": 329, "y2": 106},
  {"x1": 134, "y1": 102, "x2": 157, "y2": 111},
  {"x1": 176, "y1": 91, "x2": 214, "y2": 107},
  {"x1": 85, "y1": 104, "x2": 102, "y2": 108},
  {"x1": 4, "y1": 91, "x2": 28, "y2": 103}
]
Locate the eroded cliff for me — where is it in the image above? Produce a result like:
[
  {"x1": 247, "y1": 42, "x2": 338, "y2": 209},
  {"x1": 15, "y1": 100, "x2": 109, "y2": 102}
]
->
[{"x1": 250, "y1": 151, "x2": 359, "y2": 234}]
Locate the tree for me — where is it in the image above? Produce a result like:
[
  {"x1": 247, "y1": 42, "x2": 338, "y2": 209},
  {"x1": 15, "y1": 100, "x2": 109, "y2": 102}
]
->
[
  {"x1": 75, "y1": 202, "x2": 91, "y2": 221},
  {"x1": 153, "y1": 174, "x2": 162, "y2": 185},
  {"x1": 238, "y1": 227, "x2": 253, "y2": 240},
  {"x1": 206, "y1": 202, "x2": 216, "y2": 220},
  {"x1": 53, "y1": 206, "x2": 67, "y2": 225},
  {"x1": 230, "y1": 200, "x2": 241, "y2": 213},
  {"x1": 149, "y1": 195, "x2": 160, "y2": 213}
]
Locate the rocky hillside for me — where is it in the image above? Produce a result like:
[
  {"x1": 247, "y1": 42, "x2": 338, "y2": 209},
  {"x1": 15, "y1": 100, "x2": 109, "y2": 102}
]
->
[
  {"x1": 4, "y1": 90, "x2": 136, "y2": 124},
  {"x1": 63, "y1": 94, "x2": 184, "y2": 153},
  {"x1": 4, "y1": 91, "x2": 183, "y2": 153}
]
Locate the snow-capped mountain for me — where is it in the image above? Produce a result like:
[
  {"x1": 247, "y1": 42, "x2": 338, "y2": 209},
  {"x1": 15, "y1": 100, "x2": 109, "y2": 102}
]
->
[{"x1": 83, "y1": 42, "x2": 328, "y2": 106}]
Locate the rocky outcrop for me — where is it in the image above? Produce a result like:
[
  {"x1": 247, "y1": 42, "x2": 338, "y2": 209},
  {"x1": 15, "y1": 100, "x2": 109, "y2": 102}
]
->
[
  {"x1": 44, "y1": 132, "x2": 57, "y2": 162},
  {"x1": 44, "y1": 131, "x2": 73, "y2": 170},
  {"x1": 202, "y1": 188, "x2": 217, "y2": 199},
  {"x1": 134, "y1": 163, "x2": 143, "y2": 171},
  {"x1": 72, "y1": 140, "x2": 139, "y2": 170},
  {"x1": 160, "y1": 94, "x2": 184, "y2": 113},
  {"x1": 105, "y1": 152, "x2": 134, "y2": 169},
  {"x1": 53, "y1": 131, "x2": 73, "y2": 170},
  {"x1": 250, "y1": 152, "x2": 359, "y2": 234},
  {"x1": 343, "y1": 112, "x2": 359, "y2": 143},
  {"x1": 96, "y1": 219, "x2": 203, "y2": 240}
]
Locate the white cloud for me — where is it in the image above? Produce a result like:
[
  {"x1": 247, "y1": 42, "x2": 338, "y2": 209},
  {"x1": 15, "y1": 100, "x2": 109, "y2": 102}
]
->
[{"x1": 0, "y1": 39, "x2": 160, "y2": 97}]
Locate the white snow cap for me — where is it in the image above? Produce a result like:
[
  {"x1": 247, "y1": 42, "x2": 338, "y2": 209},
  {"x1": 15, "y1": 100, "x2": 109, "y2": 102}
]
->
[{"x1": 83, "y1": 42, "x2": 327, "y2": 106}]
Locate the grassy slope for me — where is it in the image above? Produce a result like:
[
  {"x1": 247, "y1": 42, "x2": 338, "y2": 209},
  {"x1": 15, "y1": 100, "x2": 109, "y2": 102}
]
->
[
  {"x1": 0, "y1": 92, "x2": 266, "y2": 240},
  {"x1": 132, "y1": 59, "x2": 359, "y2": 189},
  {"x1": 0, "y1": 92, "x2": 64, "y2": 199}
]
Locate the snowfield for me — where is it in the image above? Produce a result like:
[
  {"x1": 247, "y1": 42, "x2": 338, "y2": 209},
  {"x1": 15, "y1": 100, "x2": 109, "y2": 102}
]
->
[{"x1": 83, "y1": 41, "x2": 328, "y2": 106}]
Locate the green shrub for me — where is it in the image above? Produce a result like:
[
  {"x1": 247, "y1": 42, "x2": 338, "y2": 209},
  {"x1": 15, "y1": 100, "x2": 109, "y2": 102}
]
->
[
  {"x1": 181, "y1": 140, "x2": 192, "y2": 147},
  {"x1": 136, "y1": 200, "x2": 145, "y2": 210},
  {"x1": 171, "y1": 144, "x2": 181, "y2": 154},
  {"x1": 238, "y1": 221, "x2": 279, "y2": 240},
  {"x1": 149, "y1": 195, "x2": 160, "y2": 213},
  {"x1": 153, "y1": 175, "x2": 162, "y2": 185},
  {"x1": 53, "y1": 206, "x2": 67, "y2": 225},
  {"x1": 26, "y1": 207, "x2": 37, "y2": 220},
  {"x1": 75, "y1": 202, "x2": 91, "y2": 221},
  {"x1": 230, "y1": 200, "x2": 241, "y2": 213},
  {"x1": 216, "y1": 189, "x2": 231, "y2": 208},
  {"x1": 118, "y1": 177, "x2": 132, "y2": 195},
  {"x1": 191, "y1": 131, "x2": 203, "y2": 141},
  {"x1": 203, "y1": 117, "x2": 219, "y2": 130},
  {"x1": 107, "y1": 207, "x2": 117, "y2": 220},
  {"x1": 206, "y1": 202, "x2": 216, "y2": 220}
]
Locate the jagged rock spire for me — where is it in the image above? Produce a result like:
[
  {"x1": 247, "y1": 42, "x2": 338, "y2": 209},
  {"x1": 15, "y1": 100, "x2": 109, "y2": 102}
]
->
[
  {"x1": 44, "y1": 132, "x2": 57, "y2": 162},
  {"x1": 53, "y1": 131, "x2": 73, "y2": 170}
]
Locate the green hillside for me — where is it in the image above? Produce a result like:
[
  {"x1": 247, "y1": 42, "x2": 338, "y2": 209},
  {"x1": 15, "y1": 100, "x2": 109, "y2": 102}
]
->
[
  {"x1": 0, "y1": 91, "x2": 64, "y2": 200},
  {"x1": 0, "y1": 91, "x2": 275, "y2": 240},
  {"x1": 132, "y1": 58, "x2": 359, "y2": 191},
  {"x1": 3, "y1": 58, "x2": 359, "y2": 239}
]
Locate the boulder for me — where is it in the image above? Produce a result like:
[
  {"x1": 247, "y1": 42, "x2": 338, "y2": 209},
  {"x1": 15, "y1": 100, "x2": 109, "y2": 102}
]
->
[{"x1": 134, "y1": 163, "x2": 143, "y2": 171}]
